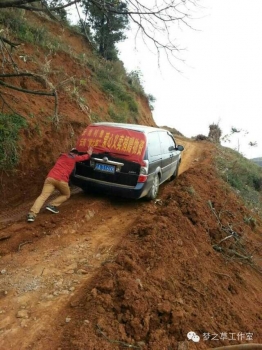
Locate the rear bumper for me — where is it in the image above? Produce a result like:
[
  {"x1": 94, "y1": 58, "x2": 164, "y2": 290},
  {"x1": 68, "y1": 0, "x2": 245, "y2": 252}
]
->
[{"x1": 70, "y1": 175, "x2": 150, "y2": 199}]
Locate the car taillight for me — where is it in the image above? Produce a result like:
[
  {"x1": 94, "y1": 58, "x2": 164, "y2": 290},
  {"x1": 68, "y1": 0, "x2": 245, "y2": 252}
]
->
[
  {"x1": 138, "y1": 160, "x2": 148, "y2": 182},
  {"x1": 138, "y1": 174, "x2": 148, "y2": 183}
]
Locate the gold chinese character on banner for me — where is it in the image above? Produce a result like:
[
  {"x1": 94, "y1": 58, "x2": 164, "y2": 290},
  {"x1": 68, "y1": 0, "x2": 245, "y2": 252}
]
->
[
  {"x1": 122, "y1": 136, "x2": 130, "y2": 151},
  {"x1": 79, "y1": 138, "x2": 87, "y2": 147},
  {"x1": 132, "y1": 139, "x2": 139, "y2": 154},
  {"x1": 137, "y1": 140, "x2": 145, "y2": 155},
  {"x1": 102, "y1": 132, "x2": 110, "y2": 147},
  {"x1": 112, "y1": 135, "x2": 120, "y2": 149},
  {"x1": 126, "y1": 137, "x2": 135, "y2": 153},
  {"x1": 116, "y1": 135, "x2": 124, "y2": 150}
]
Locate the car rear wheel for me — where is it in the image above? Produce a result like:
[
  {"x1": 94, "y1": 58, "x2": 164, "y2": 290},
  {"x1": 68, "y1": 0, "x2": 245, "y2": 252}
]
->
[{"x1": 146, "y1": 174, "x2": 160, "y2": 200}]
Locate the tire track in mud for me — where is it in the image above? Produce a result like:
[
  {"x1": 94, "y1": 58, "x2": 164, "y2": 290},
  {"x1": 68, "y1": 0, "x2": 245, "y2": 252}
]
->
[{"x1": 0, "y1": 197, "x2": 143, "y2": 349}]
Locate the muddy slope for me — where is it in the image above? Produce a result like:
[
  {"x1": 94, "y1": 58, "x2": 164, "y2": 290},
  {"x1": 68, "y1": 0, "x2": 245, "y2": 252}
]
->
[{"x1": 0, "y1": 139, "x2": 261, "y2": 350}]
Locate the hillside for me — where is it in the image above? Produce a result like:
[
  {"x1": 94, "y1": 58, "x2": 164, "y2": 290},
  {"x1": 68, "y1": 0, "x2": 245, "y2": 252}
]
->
[
  {"x1": 251, "y1": 157, "x2": 262, "y2": 167},
  {"x1": 0, "y1": 8, "x2": 262, "y2": 350},
  {"x1": 0, "y1": 9, "x2": 155, "y2": 208}
]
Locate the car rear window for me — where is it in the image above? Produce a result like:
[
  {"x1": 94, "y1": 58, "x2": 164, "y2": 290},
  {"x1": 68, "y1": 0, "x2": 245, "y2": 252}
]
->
[{"x1": 76, "y1": 125, "x2": 147, "y2": 164}]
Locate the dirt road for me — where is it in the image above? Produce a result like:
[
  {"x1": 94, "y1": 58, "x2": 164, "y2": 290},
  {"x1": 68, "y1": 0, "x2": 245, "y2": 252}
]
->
[
  {"x1": 1, "y1": 138, "x2": 262, "y2": 350},
  {"x1": 0, "y1": 138, "x2": 202, "y2": 349}
]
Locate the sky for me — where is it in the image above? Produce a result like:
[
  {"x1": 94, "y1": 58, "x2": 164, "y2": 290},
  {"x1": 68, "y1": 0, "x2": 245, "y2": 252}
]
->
[{"x1": 116, "y1": 1, "x2": 262, "y2": 160}]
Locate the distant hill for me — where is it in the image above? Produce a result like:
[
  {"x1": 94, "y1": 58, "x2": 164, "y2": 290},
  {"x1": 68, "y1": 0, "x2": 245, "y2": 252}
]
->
[
  {"x1": 160, "y1": 125, "x2": 184, "y2": 136},
  {"x1": 251, "y1": 157, "x2": 262, "y2": 167}
]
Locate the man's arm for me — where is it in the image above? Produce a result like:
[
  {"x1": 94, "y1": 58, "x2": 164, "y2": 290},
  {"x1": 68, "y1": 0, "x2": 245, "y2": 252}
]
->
[
  {"x1": 74, "y1": 147, "x2": 93, "y2": 162},
  {"x1": 74, "y1": 154, "x2": 90, "y2": 162}
]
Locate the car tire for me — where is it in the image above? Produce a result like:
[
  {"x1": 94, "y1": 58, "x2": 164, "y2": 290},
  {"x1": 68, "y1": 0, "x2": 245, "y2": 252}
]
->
[
  {"x1": 146, "y1": 173, "x2": 160, "y2": 200},
  {"x1": 170, "y1": 161, "x2": 180, "y2": 181}
]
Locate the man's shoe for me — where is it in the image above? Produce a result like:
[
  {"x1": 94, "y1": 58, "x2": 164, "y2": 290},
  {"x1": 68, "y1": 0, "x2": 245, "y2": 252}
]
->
[
  {"x1": 27, "y1": 213, "x2": 35, "y2": 222},
  {"x1": 46, "y1": 205, "x2": 59, "y2": 214}
]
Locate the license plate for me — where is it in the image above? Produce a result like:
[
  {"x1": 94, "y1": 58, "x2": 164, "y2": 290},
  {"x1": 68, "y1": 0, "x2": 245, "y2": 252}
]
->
[{"x1": 94, "y1": 163, "x2": 115, "y2": 173}]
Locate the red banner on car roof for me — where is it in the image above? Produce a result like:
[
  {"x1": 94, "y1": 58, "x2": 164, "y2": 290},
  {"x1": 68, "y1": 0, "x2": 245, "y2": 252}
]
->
[{"x1": 76, "y1": 125, "x2": 147, "y2": 164}]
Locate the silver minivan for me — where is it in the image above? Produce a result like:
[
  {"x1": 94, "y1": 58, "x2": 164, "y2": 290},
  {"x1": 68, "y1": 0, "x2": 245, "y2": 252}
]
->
[{"x1": 71, "y1": 122, "x2": 184, "y2": 199}]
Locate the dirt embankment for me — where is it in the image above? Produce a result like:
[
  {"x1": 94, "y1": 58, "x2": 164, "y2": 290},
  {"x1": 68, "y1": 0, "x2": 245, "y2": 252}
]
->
[
  {"x1": 0, "y1": 10, "x2": 156, "y2": 210},
  {"x1": 0, "y1": 138, "x2": 262, "y2": 350}
]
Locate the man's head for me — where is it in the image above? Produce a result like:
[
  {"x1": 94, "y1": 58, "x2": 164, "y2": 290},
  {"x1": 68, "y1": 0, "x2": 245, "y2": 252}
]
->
[{"x1": 69, "y1": 148, "x2": 79, "y2": 154}]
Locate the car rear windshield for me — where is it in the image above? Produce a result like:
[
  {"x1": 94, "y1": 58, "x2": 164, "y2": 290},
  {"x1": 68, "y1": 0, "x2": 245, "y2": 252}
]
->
[{"x1": 76, "y1": 125, "x2": 147, "y2": 165}]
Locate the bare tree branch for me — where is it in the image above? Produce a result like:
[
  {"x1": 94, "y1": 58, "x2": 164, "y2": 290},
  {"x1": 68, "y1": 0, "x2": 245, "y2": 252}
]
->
[
  {"x1": 0, "y1": 36, "x2": 21, "y2": 49},
  {"x1": 0, "y1": 79, "x2": 55, "y2": 96},
  {"x1": 0, "y1": 0, "x2": 37, "y2": 8},
  {"x1": 0, "y1": 0, "x2": 200, "y2": 65}
]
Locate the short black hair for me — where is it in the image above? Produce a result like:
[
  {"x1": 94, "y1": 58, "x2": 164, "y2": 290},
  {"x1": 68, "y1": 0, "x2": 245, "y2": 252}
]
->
[{"x1": 69, "y1": 148, "x2": 79, "y2": 154}]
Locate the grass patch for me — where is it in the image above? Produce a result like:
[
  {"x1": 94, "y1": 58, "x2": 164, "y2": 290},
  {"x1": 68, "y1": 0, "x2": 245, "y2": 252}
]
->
[
  {"x1": 102, "y1": 81, "x2": 138, "y2": 113},
  {"x1": 0, "y1": 113, "x2": 27, "y2": 169},
  {"x1": 108, "y1": 105, "x2": 127, "y2": 123},
  {"x1": 0, "y1": 9, "x2": 65, "y2": 50},
  {"x1": 82, "y1": 56, "x2": 141, "y2": 122},
  {"x1": 0, "y1": 9, "x2": 149, "y2": 125},
  {"x1": 216, "y1": 146, "x2": 262, "y2": 214}
]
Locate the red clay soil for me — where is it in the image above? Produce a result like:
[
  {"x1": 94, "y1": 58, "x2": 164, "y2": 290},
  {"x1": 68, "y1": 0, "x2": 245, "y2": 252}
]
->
[
  {"x1": 0, "y1": 139, "x2": 261, "y2": 350},
  {"x1": 0, "y1": 10, "x2": 155, "y2": 210},
  {"x1": 0, "y1": 10, "x2": 262, "y2": 350}
]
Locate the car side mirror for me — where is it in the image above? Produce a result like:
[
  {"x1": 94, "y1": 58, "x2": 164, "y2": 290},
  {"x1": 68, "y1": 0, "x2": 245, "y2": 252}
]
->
[
  {"x1": 176, "y1": 145, "x2": 184, "y2": 151},
  {"x1": 168, "y1": 146, "x2": 176, "y2": 151}
]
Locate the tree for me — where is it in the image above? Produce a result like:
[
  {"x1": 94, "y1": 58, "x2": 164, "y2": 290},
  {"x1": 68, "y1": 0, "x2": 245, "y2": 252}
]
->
[
  {"x1": 0, "y1": 0, "x2": 198, "y2": 118},
  {"x1": 221, "y1": 127, "x2": 256, "y2": 155},
  {"x1": 81, "y1": 0, "x2": 129, "y2": 60},
  {"x1": 46, "y1": 0, "x2": 68, "y2": 21},
  {"x1": 0, "y1": 0, "x2": 199, "y2": 65},
  {"x1": 208, "y1": 123, "x2": 222, "y2": 144}
]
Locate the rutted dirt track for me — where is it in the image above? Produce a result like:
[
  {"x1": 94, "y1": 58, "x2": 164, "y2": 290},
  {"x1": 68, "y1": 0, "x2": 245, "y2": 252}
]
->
[{"x1": 0, "y1": 138, "x2": 262, "y2": 350}]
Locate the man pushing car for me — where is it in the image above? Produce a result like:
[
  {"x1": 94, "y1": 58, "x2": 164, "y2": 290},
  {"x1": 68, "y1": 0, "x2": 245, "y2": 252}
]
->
[{"x1": 27, "y1": 147, "x2": 93, "y2": 222}]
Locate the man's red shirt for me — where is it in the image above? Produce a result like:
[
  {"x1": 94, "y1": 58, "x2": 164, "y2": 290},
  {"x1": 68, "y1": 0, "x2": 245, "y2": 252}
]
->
[{"x1": 47, "y1": 153, "x2": 90, "y2": 182}]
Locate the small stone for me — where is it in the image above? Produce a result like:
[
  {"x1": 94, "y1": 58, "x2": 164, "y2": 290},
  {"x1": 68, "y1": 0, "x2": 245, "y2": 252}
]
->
[
  {"x1": 85, "y1": 210, "x2": 95, "y2": 221},
  {"x1": 96, "y1": 306, "x2": 105, "y2": 313},
  {"x1": 77, "y1": 269, "x2": 88, "y2": 275},
  {"x1": 16, "y1": 310, "x2": 29, "y2": 319},
  {"x1": 67, "y1": 263, "x2": 78, "y2": 270},
  {"x1": 137, "y1": 341, "x2": 146, "y2": 347},
  {"x1": 20, "y1": 319, "x2": 28, "y2": 328},
  {"x1": 90, "y1": 288, "x2": 97, "y2": 298},
  {"x1": 1, "y1": 269, "x2": 6, "y2": 275},
  {"x1": 46, "y1": 294, "x2": 54, "y2": 300},
  {"x1": 60, "y1": 290, "x2": 69, "y2": 295},
  {"x1": 65, "y1": 317, "x2": 71, "y2": 323}
]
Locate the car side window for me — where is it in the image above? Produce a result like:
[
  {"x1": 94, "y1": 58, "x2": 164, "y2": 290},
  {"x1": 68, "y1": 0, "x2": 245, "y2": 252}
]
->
[
  {"x1": 160, "y1": 132, "x2": 176, "y2": 152},
  {"x1": 168, "y1": 134, "x2": 176, "y2": 149},
  {"x1": 147, "y1": 132, "x2": 161, "y2": 156}
]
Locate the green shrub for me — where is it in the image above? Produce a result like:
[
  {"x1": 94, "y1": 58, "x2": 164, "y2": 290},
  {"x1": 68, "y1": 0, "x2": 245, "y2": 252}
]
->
[
  {"x1": 216, "y1": 146, "x2": 262, "y2": 212},
  {"x1": 127, "y1": 70, "x2": 145, "y2": 95},
  {"x1": 108, "y1": 105, "x2": 127, "y2": 123},
  {"x1": 0, "y1": 113, "x2": 27, "y2": 169},
  {"x1": 102, "y1": 81, "x2": 138, "y2": 113}
]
